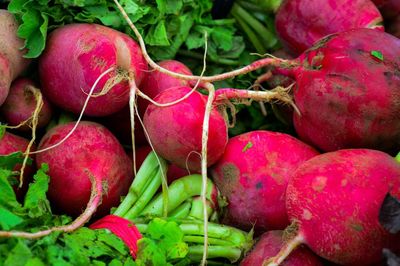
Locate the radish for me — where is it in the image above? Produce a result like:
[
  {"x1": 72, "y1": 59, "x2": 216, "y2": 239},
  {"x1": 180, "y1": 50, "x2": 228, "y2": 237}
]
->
[
  {"x1": 0, "y1": 132, "x2": 35, "y2": 200},
  {"x1": 101, "y1": 104, "x2": 147, "y2": 146},
  {"x1": 211, "y1": 130, "x2": 319, "y2": 233},
  {"x1": 240, "y1": 230, "x2": 323, "y2": 266},
  {"x1": 0, "y1": 78, "x2": 52, "y2": 131},
  {"x1": 36, "y1": 121, "x2": 133, "y2": 217},
  {"x1": 0, "y1": 10, "x2": 31, "y2": 105},
  {"x1": 275, "y1": 0, "x2": 384, "y2": 55},
  {"x1": 38, "y1": 23, "x2": 147, "y2": 116},
  {"x1": 266, "y1": 149, "x2": 400, "y2": 266},
  {"x1": 290, "y1": 28, "x2": 400, "y2": 153},
  {"x1": 143, "y1": 86, "x2": 228, "y2": 172},
  {"x1": 137, "y1": 59, "x2": 193, "y2": 116}
]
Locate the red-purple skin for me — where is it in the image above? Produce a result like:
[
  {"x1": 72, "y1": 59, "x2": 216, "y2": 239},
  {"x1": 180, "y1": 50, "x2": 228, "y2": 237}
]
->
[
  {"x1": 240, "y1": 230, "x2": 323, "y2": 266},
  {"x1": 211, "y1": 130, "x2": 319, "y2": 233},
  {"x1": 0, "y1": 78, "x2": 52, "y2": 131},
  {"x1": 0, "y1": 10, "x2": 31, "y2": 106},
  {"x1": 101, "y1": 104, "x2": 147, "y2": 146},
  {"x1": 291, "y1": 28, "x2": 400, "y2": 153},
  {"x1": 143, "y1": 86, "x2": 228, "y2": 172},
  {"x1": 275, "y1": 0, "x2": 384, "y2": 55},
  {"x1": 36, "y1": 121, "x2": 133, "y2": 217},
  {"x1": 0, "y1": 132, "x2": 35, "y2": 200},
  {"x1": 138, "y1": 60, "x2": 193, "y2": 116},
  {"x1": 286, "y1": 149, "x2": 400, "y2": 265},
  {"x1": 38, "y1": 23, "x2": 148, "y2": 117}
]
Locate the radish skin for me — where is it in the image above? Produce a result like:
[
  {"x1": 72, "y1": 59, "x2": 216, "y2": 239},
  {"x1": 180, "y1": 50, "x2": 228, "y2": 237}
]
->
[
  {"x1": 266, "y1": 149, "x2": 400, "y2": 265},
  {"x1": 38, "y1": 23, "x2": 147, "y2": 116},
  {"x1": 36, "y1": 121, "x2": 133, "y2": 217}
]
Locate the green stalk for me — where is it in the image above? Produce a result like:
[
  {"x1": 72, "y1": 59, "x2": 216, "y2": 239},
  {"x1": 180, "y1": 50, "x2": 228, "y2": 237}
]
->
[
  {"x1": 113, "y1": 152, "x2": 161, "y2": 217},
  {"x1": 169, "y1": 200, "x2": 193, "y2": 219},
  {"x1": 231, "y1": 11, "x2": 266, "y2": 54},
  {"x1": 183, "y1": 236, "x2": 234, "y2": 246},
  {"x1": 239, "y1": 0, "x2": 283, "y2": 13},
  {"x1": 187, "y1": 246, "x2": 243, "y2": 263},
  {"x1": 231, "y1": 3, "x2": 278, "y2": 49},
  {"x1": 178, "y1": 222, "x2": 253, "y2": 249},
  {"x1": 140, "y1": 174, "x2": 218, "y2": 217},
  {"x1": 188, "y1": 197, "x2": 214, "y2": 220},
  {"x1": 395, "y1": 152, "x2": 400, "y2": 163},
  {"x1": 123, "y1": 159, "x2": 167, "y2": 220}
]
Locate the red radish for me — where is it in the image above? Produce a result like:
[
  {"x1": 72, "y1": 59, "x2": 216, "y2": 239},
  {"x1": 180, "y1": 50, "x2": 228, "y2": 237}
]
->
[
  {"x1": 38, "y1": 23, "x2": 147, "y2": 116},
  {"x1": 267, "y1": 149, "x2": 400, "y2": 266},
  {"x1": 36, "y1": 121, "x2": 133, "y2": 217},
  {"x1": 275, "y1": 0, "x2": 384, "y2": 55},
  {"x1": 211, "y1": 130, "x2": 319, "y2": 233},
  {"x1": 143, "y1": 86, "x2": 228, "y2": 171},
  {"x1": 101, "y1": 104, "x2": 147, "y2": 146},
  {"x1": 0, "y1": 132, "x2": 36, "y2": 200},
  {"x1": 0, "y1": 78, "x2": 52, "y2": 131},
  {"x1": 290, "y1": 28, "x2": 400, "y2": 153},
  {"x1": 138, "y1": 60, "x2": 193, "y2": 116},
  {"x1": 0, "y1": 10, "x2": 31, "y2": 105},
  {"x1": 240, "y1": 230, "x2": 323, "y2": 266}
]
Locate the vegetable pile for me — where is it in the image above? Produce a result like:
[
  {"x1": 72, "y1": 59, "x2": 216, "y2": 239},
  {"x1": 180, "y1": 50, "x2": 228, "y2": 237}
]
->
[{"x1": 0, "y1": 0, "x2": 400, "y2": 265}]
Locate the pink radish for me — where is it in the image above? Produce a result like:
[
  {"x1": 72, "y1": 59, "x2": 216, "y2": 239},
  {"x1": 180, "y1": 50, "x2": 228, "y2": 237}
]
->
[
  {"x1": 36, "y1": 121, "x2": 133, "y2": 217},
  {"x1": 0, "y1": 132, "x2": 36, "y2": 200},
  {"x1": 275, "y1": 0, "x2": 384, "y2": 55},
  {"x1": 240, "y1": 230, "x2": 323, "y2": 266},
  {"x1": 138, "y1": 59, "x2": 193, "y2": 116},
  {"x1": 211, "y1": 130, "x2": 319, "y2": 233},
  {"x1": 266, "y1": 149, "x2": 400, "y2": 266},
  {"x1": 0, "y1": 10, "x2": 31, "y2": 105},
  {"x1": 143, "y1": 86, "x2": 228, "y2": 172},
  {"x1": 38, "y1": 23, "x2": 147, "y2": 116},
  {"x1": 0, "y1": 78, "x2": 52, "y2": 131}
]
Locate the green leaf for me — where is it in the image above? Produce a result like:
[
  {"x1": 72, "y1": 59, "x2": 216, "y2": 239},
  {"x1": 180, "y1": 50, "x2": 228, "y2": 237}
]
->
[
  {"x1": 23, "y1": 163, "x2": 51, "y2": 218},
  {"x1": 371, "y1": 50, "x2": 384, "y2": 61},
  {"x1": 0, "y1": 151, "x2": 27, "y2": 170},
  {"x1": 0, "y1": 207, "x2": 24, "y2": 230},
  {"x1": 4, "y1": 240, "x2": 32, "y2": 266},
  {"x1": 0, "y1": 169, "x2": 21, "y2": 210},
  {"x1": 145, "y1": 20, "x2": 170, "y2": 46},
  {"x1": 136, "y1": 218, "x2": 188, "y2": 265},
  {"x1": 210, "y1": 26, "x2": 234, "y2": 51}
]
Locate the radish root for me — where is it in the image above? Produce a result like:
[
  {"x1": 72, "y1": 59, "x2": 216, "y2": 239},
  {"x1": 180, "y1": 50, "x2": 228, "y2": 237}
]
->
[
  {"x1": 29, "y1": 67, "x2": 116, "y2": 155},
  {"x1": 19, "y1": 86, "x2": 43, "y2": 187}
]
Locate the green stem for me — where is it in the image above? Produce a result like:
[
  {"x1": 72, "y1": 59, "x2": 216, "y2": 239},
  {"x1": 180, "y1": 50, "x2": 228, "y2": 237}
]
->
[
  {"x1": 232, "y1": 3, "x2": 277, "y2": 49},
  {"x1": 241, "y1": 0, "x2": 283, "y2": 13},
  {"x1": 169, "y1": 200, "x2": 193, "y2": 219},
  {"x1": 113, "y1": 152, "x2": 161, "y2": 217},
  {"x1": 187, "y1": 245, "x2": 243, "y2": 263},
  {"x1": 231, "y1": 11, "x2": 266, "y2": 54},
  {"x1": 188, "y1": 197, "x2": 214, "y2": 220},
  {"x1": 183, "y1": 236, "x2": 235, "y2": 246},
  {"x1": 140, "y1": 174, "x2": 218, "y2": 217},
  {"x1": 395, "y1": 152, "x2": 400, "y2": 163},
  {"x1": 123, "y1": 159, "x2": 167, "y2": 220},
  {"x1": 178, "y1": 221, "x2": 253, "y2": 249}
]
